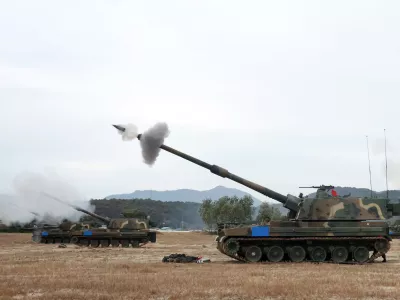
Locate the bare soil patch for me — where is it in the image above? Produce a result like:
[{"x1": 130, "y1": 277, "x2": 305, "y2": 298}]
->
[{"x1": 0, "y1": 232, "x2": 399, "y2": 300}]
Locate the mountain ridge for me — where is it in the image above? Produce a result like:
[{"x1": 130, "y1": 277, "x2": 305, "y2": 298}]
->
[{"x1": 105, "y1": 185, "x2": 264, "y2": 206}]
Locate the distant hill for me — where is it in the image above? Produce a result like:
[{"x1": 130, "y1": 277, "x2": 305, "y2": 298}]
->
[{"x1": 106, "y1": 185, "x2": 263, "y2": 206}]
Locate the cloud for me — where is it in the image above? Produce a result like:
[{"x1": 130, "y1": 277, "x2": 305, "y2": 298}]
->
[{"x1": 1, "y1": 1, "x2": 400, "y2": 200}]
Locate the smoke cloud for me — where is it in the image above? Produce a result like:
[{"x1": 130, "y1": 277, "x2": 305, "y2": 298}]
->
[
  {"x1": 140, "y1": 122, "x2": 170, "y2": 166},
  {"x1": 115, "y1": 121, "x2": 170, "y2": 166},
  {"x1": 117, "y1": 123, "x2": 138, "y2": 141},
  {"x1": 0, "y1": 171, "x2": 95, "y2": 226}
]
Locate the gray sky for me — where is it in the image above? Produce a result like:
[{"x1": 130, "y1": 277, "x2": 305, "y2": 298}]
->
[{"x1": 1, "y1": 0, "x2": 400, "y2": 202}]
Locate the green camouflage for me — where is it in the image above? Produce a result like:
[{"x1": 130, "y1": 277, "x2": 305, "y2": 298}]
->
[
  {"x1": 32, "y1": 206, "x2": 156, "y2": 248},
  {"x1": 134, "y1": 133, "x2": 400, "y2": 263}
]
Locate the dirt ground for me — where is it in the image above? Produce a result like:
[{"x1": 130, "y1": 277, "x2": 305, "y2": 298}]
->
[{"x1": 0, "y1": 232, "x2": 399, "y2": 300}]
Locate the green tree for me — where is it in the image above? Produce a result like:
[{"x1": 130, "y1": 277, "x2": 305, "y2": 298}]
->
[
  {"x1": 198, "y1": 198, "x2": 215, "y2": 229},
  {"x1": 199, "y1": 195, "x2": 255, "y2": 229},
  {"x1": 256, "y1": 202, "x2": 283, "y2": 223}
]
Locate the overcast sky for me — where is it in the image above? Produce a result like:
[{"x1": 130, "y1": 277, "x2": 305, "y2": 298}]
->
[{"x1": 1, "y1": 1, "x2": 400, "y2": 203}]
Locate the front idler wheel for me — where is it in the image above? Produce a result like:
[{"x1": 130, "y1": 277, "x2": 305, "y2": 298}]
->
[
  {"x1": 245, "y1": 246, "x2": 263, "y2": 262},
  {"x1": 224, "y1": 239, "x2": 240, "y2": 255}
]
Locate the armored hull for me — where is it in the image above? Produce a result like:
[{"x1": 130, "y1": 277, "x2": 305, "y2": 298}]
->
[
  {"x1": 38, "y1": 228, "x2": 157, "y2": 247},
  {"x1": 216, "y1": 220, "x2": 391, "y2": 263},
  {"x1": 32, "y1": 228, "x2": 71, "y2": 244}
]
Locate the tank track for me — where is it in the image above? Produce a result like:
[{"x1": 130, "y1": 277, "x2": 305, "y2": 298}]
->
[
  {"x1": 217, "y1": 236, "x2": 390, "y2": 264},
  {"x1": 40, "y1": 237, "x2": 150, "y2": 248}
]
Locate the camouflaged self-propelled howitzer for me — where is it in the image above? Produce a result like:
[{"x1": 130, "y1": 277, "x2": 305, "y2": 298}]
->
[
  {"x1": 215, "y1": 185, "x2": 400, "y2": 264},
  {"x1": 68, "y1": 206, "x2": 156, "y2": 248},
  {"x1": 119, "y1": 127, "x2": 400, "y2": 263},
  {"x1": 31, "y1": 222, "x2": 90, "y2": 244},
  {"x1": 36, "y1": 203, "x2": 157, "y2": 248}
]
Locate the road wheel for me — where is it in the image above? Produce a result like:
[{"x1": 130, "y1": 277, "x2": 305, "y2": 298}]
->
[
  {"x1": 245, "y1": 245, "x2": 262, "y2": 262},
  {"x1": 310, "y1": 246, "x2": 327, "y2": 262},
  {"x1": 289, "y1": 246, "x2": 306, "y2": 262},
  {"x1": 267, "y1": 246, "x2": 284, "y2": 262},
  {"x1": 331, "y1": 246, "x2": 348, "y2": 263},
  {"x1": 111, "y1": 240, "x2": 120, "y2": 247},
  {"x1": 131, "y1": 240, "x2": 140, "y2": 248},
  {"x1": 353, "y1": 246, "x2": 370, "y2": 263},
  {"x1": 90, "y1": 240, "x2": 100, "y2": 247},
  {"x1": 100, "y1": 240, "x2": 110, "y2": 247}
]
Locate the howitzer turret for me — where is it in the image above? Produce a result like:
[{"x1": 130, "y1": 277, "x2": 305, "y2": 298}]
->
[
  {"x1": 71, "y1": 205, "x2": 150, "y2": 231},
  {"x1": 114, "y1": 123, "x2": 400, "y2": 263}
]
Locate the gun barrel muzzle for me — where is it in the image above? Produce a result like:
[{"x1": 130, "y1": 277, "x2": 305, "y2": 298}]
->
[{"x1": 112, "y1": 124, "x2": 126, "y2": 132}]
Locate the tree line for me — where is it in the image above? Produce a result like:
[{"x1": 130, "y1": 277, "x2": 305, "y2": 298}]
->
[{"x1": 198, "y1": 195, "x2": 286, "y2": 230}]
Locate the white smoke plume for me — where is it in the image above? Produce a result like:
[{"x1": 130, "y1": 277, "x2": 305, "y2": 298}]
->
[
  {"x1": 0, "y1": 171, "x2": 95, "y2": 226},
  {"x1": 140, "y1": 122, "x2": 170, "y2": 166},
  {"x1": 115, "y1": 121, "x2": 170, "y2": 166},
  {"x1": 116, "y1": 123, "x2": 138, "y2": 141}
]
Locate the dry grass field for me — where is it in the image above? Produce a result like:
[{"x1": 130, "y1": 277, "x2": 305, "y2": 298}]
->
[{"x1": 0, "y1": 232, "x2": 399, "y2": 300}]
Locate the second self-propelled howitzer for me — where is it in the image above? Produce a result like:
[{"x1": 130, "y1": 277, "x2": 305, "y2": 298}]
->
[
  {"x1": 113, "y1": 124, "x2": 400, "y2": 263},
  {"x1": 65, "y1": 205, "x2": 157, "y2": 248},
  {"x1": 37, "y1": 193, "x2": 157, "y2": 248}
]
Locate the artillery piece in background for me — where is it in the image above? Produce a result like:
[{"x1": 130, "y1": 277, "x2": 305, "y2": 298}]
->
[
  {"x1": 31, "y1": 222, "x2": 90, "y2": 244},
  {"x1": 122, "y1": 126, "x2": 400, "y2": 263},
  {"x1": 34, "y1": 203, "x2": 157, "y2": 248}
]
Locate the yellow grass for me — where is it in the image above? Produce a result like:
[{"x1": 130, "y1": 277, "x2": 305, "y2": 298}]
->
[{"x1": 0, "y1": 232, "x2": 399, "y2": 300}]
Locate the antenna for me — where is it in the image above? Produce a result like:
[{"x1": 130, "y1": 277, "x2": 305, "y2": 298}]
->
[
  {"x1": 384, "y1": 129, "x2": 389, "y2": 198},
  {"x1": 366, "y1": 135, "x2": 373, "y2": 197}
]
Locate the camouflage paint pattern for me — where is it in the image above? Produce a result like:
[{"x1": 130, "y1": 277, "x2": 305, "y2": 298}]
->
[
  {"x1": 296, "y1": 196, "x2": 390, "y2": 220},
  {"x1": 107, "y1": 218, "x2": 149, "y2": 230}
]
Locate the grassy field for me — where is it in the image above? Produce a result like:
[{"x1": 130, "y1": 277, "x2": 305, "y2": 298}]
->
[{"x1": 0, "y1": 232, "x2": 399, "y2": 300}]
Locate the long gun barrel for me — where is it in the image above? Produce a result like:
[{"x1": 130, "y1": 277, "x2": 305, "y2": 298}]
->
[
  {"x1": 41, "y1": 192, "x2": 111, "y2": 224},
  {"x1": 72, "y1": 206, "x2": 111, "y2": 224},
  {"x1": 113, "y1": 125, "x2": 301, "y2": 213},
  {"x1": 7, "y1": 202, "x2": 41, "y2": 217}
]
